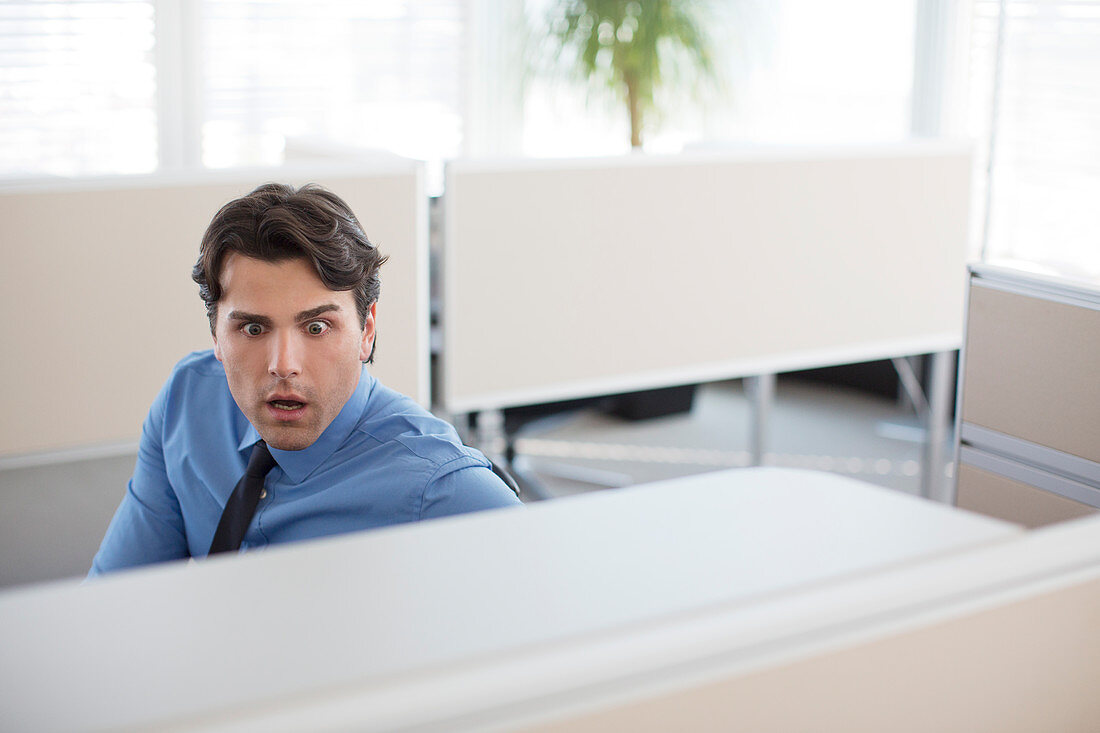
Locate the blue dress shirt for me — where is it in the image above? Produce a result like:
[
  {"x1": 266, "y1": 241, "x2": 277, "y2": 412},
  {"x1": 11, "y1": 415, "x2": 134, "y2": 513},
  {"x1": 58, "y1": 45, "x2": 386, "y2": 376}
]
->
[{"x1": 90, "y1": 350, "x2": 520, "y2": 576}]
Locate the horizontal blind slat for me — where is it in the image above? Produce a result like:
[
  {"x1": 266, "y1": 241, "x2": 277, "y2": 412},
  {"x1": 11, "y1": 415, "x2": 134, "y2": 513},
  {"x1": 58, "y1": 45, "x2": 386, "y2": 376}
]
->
[{"x1": 976, "y1": 0, "x2": 1100, "y2": 276}]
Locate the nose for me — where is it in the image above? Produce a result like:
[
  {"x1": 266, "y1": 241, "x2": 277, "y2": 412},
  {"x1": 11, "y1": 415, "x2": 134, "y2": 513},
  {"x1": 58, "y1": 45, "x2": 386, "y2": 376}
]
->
[{"x1": 269, "y1": 331, "x2": 303, "y2": 380}]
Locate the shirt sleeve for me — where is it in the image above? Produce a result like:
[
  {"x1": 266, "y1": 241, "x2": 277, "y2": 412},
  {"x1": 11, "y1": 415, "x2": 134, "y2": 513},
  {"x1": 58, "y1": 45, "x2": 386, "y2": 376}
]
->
[
  {"x1": 418, "y1": 461, "x2": 523, "y2": 520},
  {"x1": 88, "y1": 383, "x2": 190, "y2": 577}
]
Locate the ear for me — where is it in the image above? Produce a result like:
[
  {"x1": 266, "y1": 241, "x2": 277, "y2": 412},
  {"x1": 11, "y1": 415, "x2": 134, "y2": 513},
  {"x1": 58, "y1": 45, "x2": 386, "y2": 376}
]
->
[{"x1": 359, "y1": 302, "x2": 377, "y2": 362}]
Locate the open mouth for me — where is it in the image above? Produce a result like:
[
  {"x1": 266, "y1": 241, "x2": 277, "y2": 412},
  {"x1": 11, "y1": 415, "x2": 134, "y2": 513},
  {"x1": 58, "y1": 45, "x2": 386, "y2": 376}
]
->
[{"x1": 269, "y1": 400, "x2": 305, "y2": 411}]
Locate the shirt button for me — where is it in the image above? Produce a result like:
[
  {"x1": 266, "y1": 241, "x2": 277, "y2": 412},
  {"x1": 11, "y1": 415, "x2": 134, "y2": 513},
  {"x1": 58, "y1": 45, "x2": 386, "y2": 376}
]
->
[{"x1": 260, "y1": 489, "x2": 267, "y2": 499}]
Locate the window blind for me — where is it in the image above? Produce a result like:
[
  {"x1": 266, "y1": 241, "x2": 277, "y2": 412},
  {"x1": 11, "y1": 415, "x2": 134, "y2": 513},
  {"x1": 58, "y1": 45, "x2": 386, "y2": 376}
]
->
[
  {"x1": 971, "y1": 0, "x2": 1100, "y2": 276},
  {"x1": 198, "y1": 0, "x2": 466, "y2": 173},
  {"x1": 0, "y1": 0, "x2": 157, "y2": 178}
]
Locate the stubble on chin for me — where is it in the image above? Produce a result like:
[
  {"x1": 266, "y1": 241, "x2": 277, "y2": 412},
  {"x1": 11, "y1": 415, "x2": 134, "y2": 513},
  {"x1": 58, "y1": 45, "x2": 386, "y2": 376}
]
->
[{"x1": 261, "y1": 428, "x2": 316, "y2": 452}]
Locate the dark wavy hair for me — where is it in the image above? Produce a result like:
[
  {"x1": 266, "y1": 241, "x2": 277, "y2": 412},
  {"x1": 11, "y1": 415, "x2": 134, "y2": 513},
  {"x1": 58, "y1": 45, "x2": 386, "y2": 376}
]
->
[{"x1": 192, "y1": 183, "x2": 387, "y2": 361}]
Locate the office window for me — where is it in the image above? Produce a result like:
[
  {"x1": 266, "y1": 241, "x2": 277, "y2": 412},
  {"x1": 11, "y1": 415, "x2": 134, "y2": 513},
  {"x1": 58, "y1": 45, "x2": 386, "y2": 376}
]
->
[
  {"x1": 198, "y1": 0, "x2": 466, "y2": 172},
  {"x1": 969, "y1": 0, "x2": 1100, "y2": 277},
  {"x1": 0, "y1": 0, "x2": 158, "y2": 178},
  {"x1": 0, "y1": 0, "x2": 467, "y2": 182},
  {"x1": 521, "y1": 0, "x2": 918, "y2": 156}
]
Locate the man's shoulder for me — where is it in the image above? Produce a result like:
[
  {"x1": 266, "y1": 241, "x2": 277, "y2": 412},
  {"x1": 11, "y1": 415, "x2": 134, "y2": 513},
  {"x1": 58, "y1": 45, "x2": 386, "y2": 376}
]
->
[
  {"x1": 340, "y1": 382, "x2": 519, "y2": 517},
  {"x1": 170, "y1": 349, "x2": 225, "y2": 379},
  {"x1": 143, "y1": 349, "x2": 243, "y2": 454},
  {"x1": 353, "y1": 380, "x2": 485, "y2": 471},
  {"x1": 153, "y1": 349, "x2": 232, "y2": 417}
]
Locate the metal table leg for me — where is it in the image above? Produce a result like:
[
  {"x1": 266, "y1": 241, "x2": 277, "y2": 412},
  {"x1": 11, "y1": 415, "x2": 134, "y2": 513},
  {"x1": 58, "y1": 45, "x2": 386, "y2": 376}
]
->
[
  {"x1": 922, "y1": 351, "x2": 956, "y2": 503},
  {"x1": 745, "y1": 373, "x2": 776, "y2": 467}
]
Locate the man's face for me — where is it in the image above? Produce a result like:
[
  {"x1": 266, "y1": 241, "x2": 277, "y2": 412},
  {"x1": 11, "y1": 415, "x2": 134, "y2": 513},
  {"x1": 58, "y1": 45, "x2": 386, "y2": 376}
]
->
[{"x1": 212, "y1": 253, "x2": 375, "y2": 451}]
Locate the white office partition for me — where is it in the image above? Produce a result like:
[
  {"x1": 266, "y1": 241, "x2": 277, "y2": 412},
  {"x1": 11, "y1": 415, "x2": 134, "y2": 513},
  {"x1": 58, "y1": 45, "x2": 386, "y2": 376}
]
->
[
  {"x1": 0, "y1": 468, "x2": 1041, "y2": 732},
  {"x1": 0, "y1": 163, "x2": 427, "y2": 458},
  {"x1": 442, "y1": 143, "x2": 972, "y2": 413},
  {"x1": 6, "y1": 468, "x2": 1099, "y2": 732},
  {"x1": 4, "y1": 469, "x2": 1100, "y2": 731}
]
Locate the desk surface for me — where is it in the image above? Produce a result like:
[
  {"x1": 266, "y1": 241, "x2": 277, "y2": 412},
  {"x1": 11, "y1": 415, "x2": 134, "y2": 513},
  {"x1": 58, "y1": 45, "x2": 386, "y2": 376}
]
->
[{"x1": 0, "y1": 468, "x2": 1017, "y2": 732}]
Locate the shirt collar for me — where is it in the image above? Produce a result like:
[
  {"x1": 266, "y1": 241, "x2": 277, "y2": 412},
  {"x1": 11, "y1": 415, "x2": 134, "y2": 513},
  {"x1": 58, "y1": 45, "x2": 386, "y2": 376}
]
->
[{"x1": 237, "y1": 367, "x2": 374, "y2": 484}]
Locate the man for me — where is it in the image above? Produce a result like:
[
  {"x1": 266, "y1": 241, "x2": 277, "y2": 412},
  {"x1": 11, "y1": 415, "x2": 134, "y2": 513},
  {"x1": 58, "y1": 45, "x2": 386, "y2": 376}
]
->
[{"x1": 90, "y1": 183, "x2": 520, "y2": 575}]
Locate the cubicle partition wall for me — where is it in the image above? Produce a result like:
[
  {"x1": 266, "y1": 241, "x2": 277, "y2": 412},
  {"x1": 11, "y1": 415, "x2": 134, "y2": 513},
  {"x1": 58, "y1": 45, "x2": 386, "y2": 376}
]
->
[
  {"x1": 955, "y1": 264, "x2": 1100, "y2": 526},
  {"x1": 4, "y1": 468, "x2": 1100, "y2": 731},
  {"x1": 0, "y1": 164, "x2": 428, "y2": 459},
  {"x1": 441, "y1": 144, "x2": 972, "y2": 415}
]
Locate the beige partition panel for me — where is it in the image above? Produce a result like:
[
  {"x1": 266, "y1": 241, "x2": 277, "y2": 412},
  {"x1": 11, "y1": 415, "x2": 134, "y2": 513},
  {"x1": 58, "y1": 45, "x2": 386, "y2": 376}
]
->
[
  {"x1": 957, "y1": 463, "x2": 1096, "y2": 528},
  {"x1": 0, "y1": 165, "x2": 427, "y2": 457},
  {"x1": 526, "y1": 575, "x2": 1100, "y2": 733},
  {"x1": 955, "y1": 266, "x2": 1100, "y2": 525},
  {"x1": 443, "y1": 143, "x2": 972, "y2": 413},
  {"x1": 962, "y1": 283, "x2": 1100, "y2": 463}
]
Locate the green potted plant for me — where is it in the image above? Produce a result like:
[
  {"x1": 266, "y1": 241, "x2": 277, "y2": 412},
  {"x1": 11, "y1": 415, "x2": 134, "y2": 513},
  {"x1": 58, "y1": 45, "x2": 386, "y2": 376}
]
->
[{"x1": 542, "y1": 0, "x2": 718, "y2": 149}]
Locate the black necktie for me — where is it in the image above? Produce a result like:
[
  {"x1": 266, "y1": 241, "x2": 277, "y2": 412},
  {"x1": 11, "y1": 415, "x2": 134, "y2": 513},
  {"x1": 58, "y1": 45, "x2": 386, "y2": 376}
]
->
[{"x1": 208, "y1": 441, "x2": 277, "y2": 556}]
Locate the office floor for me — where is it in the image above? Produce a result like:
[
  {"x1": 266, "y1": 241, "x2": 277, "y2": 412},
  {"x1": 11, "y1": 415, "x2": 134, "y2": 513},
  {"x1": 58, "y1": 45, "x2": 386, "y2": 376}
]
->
[
  {"x1": 511, "y1": 377, "x2": 938, "y2": 500},
  {"x1": 0, "y1": 376, "x2": 948, "y2": 589}
]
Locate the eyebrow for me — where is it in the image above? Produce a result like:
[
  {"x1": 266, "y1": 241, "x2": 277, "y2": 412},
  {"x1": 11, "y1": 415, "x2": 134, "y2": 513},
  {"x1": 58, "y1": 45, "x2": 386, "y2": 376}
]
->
[
  {"x1": 226, "y1": 311, "x2": 272, "y2": 326},
  {"x1": 225, "y1": 304, "x2": 341, "y2": 325},
  {"x1": 295, "y1": 304, "x2": 342, "y2": 321}
]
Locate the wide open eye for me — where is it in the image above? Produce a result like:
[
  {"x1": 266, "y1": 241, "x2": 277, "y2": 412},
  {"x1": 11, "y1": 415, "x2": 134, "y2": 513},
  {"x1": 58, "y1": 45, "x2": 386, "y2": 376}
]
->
[
  {"x1": 242, "y1": 322, "x2": 264, "y2": 337},
  {"x1": 306, "y1": 321, "x2": 329, "y2": 336}
]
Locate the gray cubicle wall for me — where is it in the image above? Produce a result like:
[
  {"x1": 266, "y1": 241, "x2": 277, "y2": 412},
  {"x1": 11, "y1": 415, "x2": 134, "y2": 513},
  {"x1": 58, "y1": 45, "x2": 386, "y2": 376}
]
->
[
  {"x1": 0, "y1": 163, "x2": 429, "y2": 459},
  {"x1": 441, "y1": 143, "x2": 972, "y2": 415}
]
